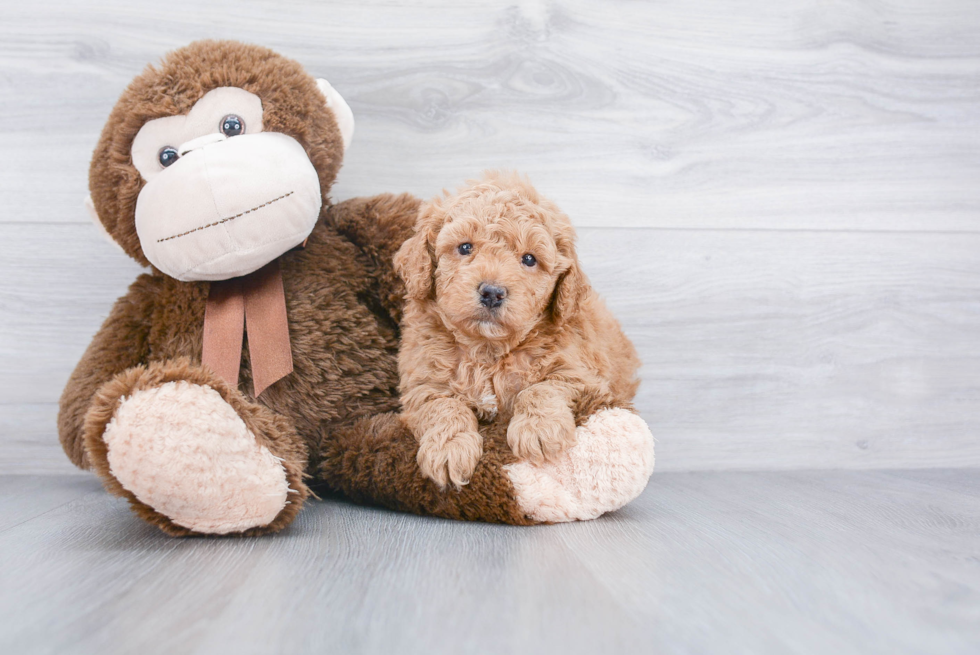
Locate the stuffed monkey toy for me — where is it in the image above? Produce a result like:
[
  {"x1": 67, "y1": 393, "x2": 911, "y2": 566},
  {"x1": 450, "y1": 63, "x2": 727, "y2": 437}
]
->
[{"x1": 58, "y1": 40, "x2": 655, "y2": 536}]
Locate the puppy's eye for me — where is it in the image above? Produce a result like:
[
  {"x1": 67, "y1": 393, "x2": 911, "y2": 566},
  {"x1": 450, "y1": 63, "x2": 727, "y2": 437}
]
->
[
  {"x1": 220, "y1": 114, "x2": 245, "y2": 137},
  {"x1": 158, "y1": 146, "x2": 179, "y2": 168},
  {"x1": 521, "y1": 253, "x2": 537, "y2": 267},
  {"x1": 457, "y1": 243, "x2": 473, "y2": 256}
]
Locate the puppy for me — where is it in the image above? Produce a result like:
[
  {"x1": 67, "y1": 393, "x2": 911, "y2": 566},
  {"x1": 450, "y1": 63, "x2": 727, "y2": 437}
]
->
[{"x1": 393, "y1": 172, "x2": 640, "y2": 489}]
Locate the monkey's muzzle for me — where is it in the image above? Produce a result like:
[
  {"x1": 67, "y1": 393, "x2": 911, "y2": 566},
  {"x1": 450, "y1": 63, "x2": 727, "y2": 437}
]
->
[{"x1": 134, "y1": 132, "x2": 322, "y2": 281}]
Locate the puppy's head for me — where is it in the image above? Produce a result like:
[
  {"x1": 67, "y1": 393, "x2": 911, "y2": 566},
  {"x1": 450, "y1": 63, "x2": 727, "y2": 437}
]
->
[{"x1": 394, "y1": 171, "x2": 585, "y2": 342}]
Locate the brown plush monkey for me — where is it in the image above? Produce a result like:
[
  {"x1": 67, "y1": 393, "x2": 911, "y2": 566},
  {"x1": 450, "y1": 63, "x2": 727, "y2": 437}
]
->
[{"x1": 58, "y1": 40, "x2": 655, "y2": 536}]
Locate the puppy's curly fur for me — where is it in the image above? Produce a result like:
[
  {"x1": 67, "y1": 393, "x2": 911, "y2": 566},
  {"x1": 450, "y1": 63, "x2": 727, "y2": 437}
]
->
[{"x1": 394, "y1": 172, "x2": 641, "y2": 489}]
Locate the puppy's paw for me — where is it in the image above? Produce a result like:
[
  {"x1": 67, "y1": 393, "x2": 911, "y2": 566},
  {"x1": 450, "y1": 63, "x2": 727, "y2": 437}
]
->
[
  {"x1": 417, "y1": 429, "x2": 483, "y2": 489},
  {"x1": 508, "y1": 404, "x2": 577, "y2": 464}
]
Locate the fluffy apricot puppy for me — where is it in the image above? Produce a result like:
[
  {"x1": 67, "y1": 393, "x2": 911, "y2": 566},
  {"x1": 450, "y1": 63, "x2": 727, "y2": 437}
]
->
[{"x1": 394, "y1": 172, "x2": 641, "y2": 488}]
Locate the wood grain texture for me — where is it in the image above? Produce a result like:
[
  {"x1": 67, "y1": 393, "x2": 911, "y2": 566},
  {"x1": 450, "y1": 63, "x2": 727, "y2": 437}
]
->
[
  {"x1": 0, "y1": 0, "x2": 979, "y2": 230},
  {"x1": 0, "y1": 470, "x2": 977, "y2": 654},
  {"x1": 2, "y1": 0, "x2": 980, "y2": 473},
  {"x1": 0, "y1": 405, "x2": 81, "y2": 477},
  {"x1": 3, "y1": 223, "x2": 979, "y2": 472}
]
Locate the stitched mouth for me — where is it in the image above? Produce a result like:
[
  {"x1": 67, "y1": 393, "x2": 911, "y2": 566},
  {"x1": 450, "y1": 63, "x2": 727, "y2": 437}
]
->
[{"x1": 156, "y1": 191, "x2": 295, "y2": 243}]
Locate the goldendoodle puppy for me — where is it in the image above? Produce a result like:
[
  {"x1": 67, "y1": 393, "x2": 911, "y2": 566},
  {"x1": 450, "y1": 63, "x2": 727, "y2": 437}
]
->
[{"x1": 393, "y1": 172, "x2": 641, "y2": 489}]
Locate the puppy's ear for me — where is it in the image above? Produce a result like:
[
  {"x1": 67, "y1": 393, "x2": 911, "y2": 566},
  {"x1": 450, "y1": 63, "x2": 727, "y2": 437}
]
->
[
  {"x1": 550, "y1": 259, "x2": 587, "y2": 327},
  {"x1": 395, "y1": 197, "x2": 448, "y2": 300},
  {"x1": 394, "y1": 229, "x2": 435, "y2": 301}
]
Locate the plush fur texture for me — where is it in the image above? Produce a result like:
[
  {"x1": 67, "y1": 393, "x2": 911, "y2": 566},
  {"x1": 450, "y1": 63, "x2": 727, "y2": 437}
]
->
[
  {"x1": 505, "y1": 408, "x2": 655, "y2": 522},
  {"x1": 59, "y1": 41, "x2": 655, "y2": 535},
  {"x1": 81, "y1": 358, "x2": 308, "y2": 536},
  {"x1": 103, "y1": 380, "x2": 290, "y2": 534},
  {"x1": 88, "y1": 40, "x2": 345, "y2": 266},
  {"x1": 61, "y1": 41, "x2": 540, "y2": 535},
  {"x1": 394, "y1": 172, "x2": 642, "y2": 489}
]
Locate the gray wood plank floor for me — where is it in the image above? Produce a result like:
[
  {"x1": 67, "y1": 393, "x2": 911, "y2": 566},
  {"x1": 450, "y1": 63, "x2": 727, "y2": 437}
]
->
[{"x1": 1, "y1": 470, "x2": 977, "y2": 655}]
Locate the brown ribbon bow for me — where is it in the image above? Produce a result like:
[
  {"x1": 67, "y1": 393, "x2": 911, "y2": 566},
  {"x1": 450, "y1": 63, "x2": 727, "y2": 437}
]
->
[{"x1": 202, "y1": 260, "x2": 293, "y2": 397}]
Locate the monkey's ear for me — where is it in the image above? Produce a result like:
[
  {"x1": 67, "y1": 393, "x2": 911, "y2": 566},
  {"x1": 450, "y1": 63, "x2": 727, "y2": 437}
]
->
[
  {"x1": 84, "y1": 194, "x2": 126, "y2": 255},
  {"x1": 393, "y1": 231, "x2": 435, "y2": 301},
  {"x1": 316, "y1": 78, "x2": 354, "y2": 151}
]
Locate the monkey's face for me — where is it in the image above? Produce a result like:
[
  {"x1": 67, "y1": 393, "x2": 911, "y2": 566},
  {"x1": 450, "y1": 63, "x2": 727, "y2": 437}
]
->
[
  {"x1": 130, "y1": 85, "x2": 336, "y2": 281},
  {"x1": 88, "y1": 41, "x2": 354, "y2": 281}
]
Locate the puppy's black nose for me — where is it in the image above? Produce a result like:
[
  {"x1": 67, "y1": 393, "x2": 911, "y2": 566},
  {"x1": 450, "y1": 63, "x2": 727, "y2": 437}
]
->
[{"x1": 478, "y1": 283, "x2": 507, "y2": 309}]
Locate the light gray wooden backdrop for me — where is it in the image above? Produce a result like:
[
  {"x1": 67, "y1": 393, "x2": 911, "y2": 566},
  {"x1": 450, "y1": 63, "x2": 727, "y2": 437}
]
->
[{"x1": 1, "y1": 0, "x2": 979, "y2": 475}]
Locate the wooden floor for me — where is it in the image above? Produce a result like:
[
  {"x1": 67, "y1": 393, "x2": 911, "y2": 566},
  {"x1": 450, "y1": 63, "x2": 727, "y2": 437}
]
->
[{"x1": 1, "y1": 469, "x2": 978, "y2": 654}]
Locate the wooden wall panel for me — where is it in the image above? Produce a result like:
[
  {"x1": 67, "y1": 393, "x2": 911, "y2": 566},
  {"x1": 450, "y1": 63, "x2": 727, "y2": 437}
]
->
[
  {"x1": 2, "y1": 0, "x2": 979, "y2": 472},
  {"x1": 1, "y1": 1, "x2": 979, "y2": 230},
  {"x1": 2, "y1": 224, "x2": 978, "y2": 472}
]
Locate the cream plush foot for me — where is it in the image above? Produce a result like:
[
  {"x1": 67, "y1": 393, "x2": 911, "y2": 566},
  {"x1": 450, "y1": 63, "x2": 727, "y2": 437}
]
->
[
  {"x1": 504, "y1": 408, "x2": 655, "y2": 522},
  {"x1": 102, "y1": 380, "x2": 290, "y2": 534}
]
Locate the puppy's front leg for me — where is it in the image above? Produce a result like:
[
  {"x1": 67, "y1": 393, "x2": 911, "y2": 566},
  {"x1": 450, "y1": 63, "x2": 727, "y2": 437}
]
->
[
  {"x1": 409, "y1": 397, "x2": 483, "y2": 489},
  {"x1": 508, "y1": 381, "x2": 577, "y2": 464}
]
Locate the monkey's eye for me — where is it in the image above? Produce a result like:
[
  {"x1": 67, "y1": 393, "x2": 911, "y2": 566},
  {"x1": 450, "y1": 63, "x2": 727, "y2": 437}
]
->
[
  {"x1": 220, "y1": 114, "x2": 245, "y2": 137},
  {"x1": 158, "y1": 146, "x2": 179, "y2": 168},
  {"x1": 521, "y1": 253, "x2": 537, "y2": 267},
  {"x1": 457, "y1": 243, "x2": 473, "y2": 256}
]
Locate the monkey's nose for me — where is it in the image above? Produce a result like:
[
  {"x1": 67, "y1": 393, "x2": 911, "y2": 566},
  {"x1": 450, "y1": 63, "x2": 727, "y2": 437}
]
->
[
  {"x1": 178, "y1": 132, "x2": 228, "y2": 157},
  {"x1": 478, "y1": 283, "x2": 507, "y2": 309}
]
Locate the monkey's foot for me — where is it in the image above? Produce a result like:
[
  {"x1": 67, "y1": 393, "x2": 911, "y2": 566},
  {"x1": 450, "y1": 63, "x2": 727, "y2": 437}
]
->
[
  {"x1": 101, "y1": 380, "x2": 291, "y2": 534},
  {"x1": 504, "y1": 408, "x2": 654, "y2": 522}
]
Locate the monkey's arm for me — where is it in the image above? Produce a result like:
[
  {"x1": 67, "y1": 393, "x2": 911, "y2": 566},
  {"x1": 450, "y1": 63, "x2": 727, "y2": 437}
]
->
[
  {"x1": 58, "y1": 275, "x2": 156, "y2": 468},
  {"x1": 323, "y1": 193, "x2": 421, "y2": 320}
]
